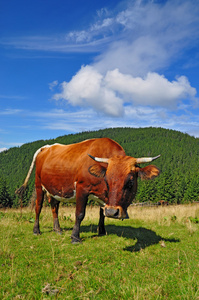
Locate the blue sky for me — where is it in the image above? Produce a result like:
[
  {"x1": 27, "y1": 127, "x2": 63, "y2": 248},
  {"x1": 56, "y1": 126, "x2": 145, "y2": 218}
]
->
[{"x1": 1, "y1": 0, "x2": 199, "y2": 151}]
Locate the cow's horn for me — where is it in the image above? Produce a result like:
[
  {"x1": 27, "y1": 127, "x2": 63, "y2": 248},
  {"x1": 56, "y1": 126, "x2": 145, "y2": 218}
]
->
[
  {"x1": 88, "y1": 154, "x2": 109, "y2": 164},
  {"x1": 136, "y1": 154, "x2": 161, "y2": 164}
]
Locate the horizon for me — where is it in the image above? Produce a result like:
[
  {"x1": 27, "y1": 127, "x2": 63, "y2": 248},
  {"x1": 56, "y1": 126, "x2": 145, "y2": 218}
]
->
[{"x1": 0, "y1": 126, "x2": 198, "y2": 153}]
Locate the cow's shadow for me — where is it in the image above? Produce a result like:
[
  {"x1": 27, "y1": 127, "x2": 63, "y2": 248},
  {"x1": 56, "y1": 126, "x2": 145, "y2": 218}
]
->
[{"x1": 79, "y1": 224, "x2": 180, "y2": 252}]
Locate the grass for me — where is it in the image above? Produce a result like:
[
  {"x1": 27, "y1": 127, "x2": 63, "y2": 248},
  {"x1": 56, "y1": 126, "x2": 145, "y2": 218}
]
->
[{"x1": 0, "y1": 204, "x2": 199, "y2": 299}]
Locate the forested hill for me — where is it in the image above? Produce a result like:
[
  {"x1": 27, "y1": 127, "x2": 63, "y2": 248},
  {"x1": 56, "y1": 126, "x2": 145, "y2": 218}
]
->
[{"x1": 1, "y1": 127, "x2": 199, "y2": 207}]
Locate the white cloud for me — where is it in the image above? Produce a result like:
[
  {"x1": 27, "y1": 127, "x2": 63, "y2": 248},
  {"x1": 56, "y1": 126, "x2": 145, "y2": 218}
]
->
[
  {"x1": 2, "y1": 0, "x2": 198, "y2": 61},
  {"x1": 93, "y1": 0, "x2": 199, "y2": 75},
  {"x1": 49, "y1": 80, "x2": 58, "y2": 91},
  {"x1": 53, "y1": 66, "x2": 196, "y2": 116},
  {"x1": 0, "y1": 148, "x2": 7, "y2": 153},
  {"x1": 106, "y1": 70, "x2": 196, "y2": 107},
  {"x1": 53, "y1": 65, "x2": 124, "y2": 117},
  {"x1": 35, "y1": 106, "x2": 199, "y2": 139},
  {"x1": 0, "y1": 109, "x2": 22, "y2": 115}
]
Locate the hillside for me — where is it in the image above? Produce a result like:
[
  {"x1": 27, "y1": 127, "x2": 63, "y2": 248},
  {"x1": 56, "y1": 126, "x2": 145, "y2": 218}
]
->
[{"x1": 0, "y1": 127, "x2": 199, "y2": 207}]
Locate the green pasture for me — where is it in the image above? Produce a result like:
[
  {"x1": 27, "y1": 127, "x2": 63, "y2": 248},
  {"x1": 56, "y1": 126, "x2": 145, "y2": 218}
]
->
[{"x1": 0, "y1": 205, "x2": 199, "y2": 299}]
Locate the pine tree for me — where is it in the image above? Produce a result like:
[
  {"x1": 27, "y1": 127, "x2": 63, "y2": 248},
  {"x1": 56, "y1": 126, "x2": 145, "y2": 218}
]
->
[
  {"x1": 184, "y1": 177, "x2": 199, "y2": 203},
  {"x1": 0, "y1": 177, "x2": 13, "y2": 207}
]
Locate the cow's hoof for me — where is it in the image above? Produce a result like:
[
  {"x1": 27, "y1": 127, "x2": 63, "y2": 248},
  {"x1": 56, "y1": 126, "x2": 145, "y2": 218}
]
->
[
  {"x1": 54, "y1": 229, "x2": 62, "y2": 235},
  {"x1": 33, "y1": 231, "x2": 41, "y2": 235},
  {"x1": 71, "y1": 236, "x2": 82, "y2": 244},
  {"x1": 98, "y1": 227, "x2": 106, "y2": 236},
  {"x1": 98, "y1": 232, "x2": 106, "y2": 236}
]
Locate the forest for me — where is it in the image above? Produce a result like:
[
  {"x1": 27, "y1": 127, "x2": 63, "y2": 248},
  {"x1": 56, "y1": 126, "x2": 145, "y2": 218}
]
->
[{"x1": 0, "y1": 127, "x2": 199, "y2": 208}]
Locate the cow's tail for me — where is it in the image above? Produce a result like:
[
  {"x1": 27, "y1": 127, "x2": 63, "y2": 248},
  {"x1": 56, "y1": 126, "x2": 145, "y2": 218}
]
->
[{"x1": 15, "y1": 147, "x2": 45, "y2": 197}]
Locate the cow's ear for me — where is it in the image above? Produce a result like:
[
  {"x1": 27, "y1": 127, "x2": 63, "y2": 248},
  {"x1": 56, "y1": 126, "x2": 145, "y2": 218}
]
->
[
  {"x1": 137, "y1": 165, "x2": 160, "y2": 180},
  {"x1": 88, "y1": 164, "x2": 107, "y2": 178}
]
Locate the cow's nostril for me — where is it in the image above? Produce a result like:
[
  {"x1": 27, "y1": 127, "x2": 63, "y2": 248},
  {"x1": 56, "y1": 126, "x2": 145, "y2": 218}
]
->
[
  {"x1": 113, "y1": 209, "x2": 119, "y2": 217},
  {"x1": 105, "y1": 207, "x2": 120, "y2": 218}
]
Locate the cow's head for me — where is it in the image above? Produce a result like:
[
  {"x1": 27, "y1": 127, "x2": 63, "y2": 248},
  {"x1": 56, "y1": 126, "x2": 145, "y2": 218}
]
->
[{"x1": 88, "y1": 154, "x2": 160, "y2": 219}]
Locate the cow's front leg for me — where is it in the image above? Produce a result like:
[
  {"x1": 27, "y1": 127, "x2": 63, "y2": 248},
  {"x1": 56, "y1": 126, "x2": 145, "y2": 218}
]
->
[
  {"x1": 50, "y1": 197, "x2": 62, "y2": 234},
  {"x1": 98, "y1": 207, "x2": 106, "y2": 236},
  {"x1": 71, "y1": 191, "x2": 88, "y2": 244}
]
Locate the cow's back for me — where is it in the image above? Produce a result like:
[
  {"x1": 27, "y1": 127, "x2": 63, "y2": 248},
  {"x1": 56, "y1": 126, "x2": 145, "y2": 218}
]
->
[
  {"x1": 37, "y1": 138, "x2": 125, "y2": 168},
  {"x1": 86, "y1": 138, "x2": 125, "y2": 158}
]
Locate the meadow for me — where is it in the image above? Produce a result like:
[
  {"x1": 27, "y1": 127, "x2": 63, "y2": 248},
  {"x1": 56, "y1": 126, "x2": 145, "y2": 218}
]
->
[{"x1": 0, "y1": 204, "x2": 199, "y2": 299}]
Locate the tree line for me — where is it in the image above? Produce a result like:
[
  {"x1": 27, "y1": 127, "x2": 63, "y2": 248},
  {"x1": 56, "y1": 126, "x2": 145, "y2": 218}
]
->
[{"x1": 0, "y1": 127, "x2": 199, "y2": 208}]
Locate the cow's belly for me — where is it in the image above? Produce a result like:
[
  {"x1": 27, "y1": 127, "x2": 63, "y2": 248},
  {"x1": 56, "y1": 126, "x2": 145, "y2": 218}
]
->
[
  {"x1": 50, "y1": 193, "x2": 76, "y2": 203},
  {"x1": 42, "y1": 184, "x2": 76, "y2": 203},
  {"x1": 42, "y1": 184, "x2": 106, "y2": 207}
]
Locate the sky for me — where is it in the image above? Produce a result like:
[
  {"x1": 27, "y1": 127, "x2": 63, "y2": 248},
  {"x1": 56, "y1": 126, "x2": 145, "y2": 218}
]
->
[{"x1": 1, "y1": 0, "x2": 199, "y2": 152}]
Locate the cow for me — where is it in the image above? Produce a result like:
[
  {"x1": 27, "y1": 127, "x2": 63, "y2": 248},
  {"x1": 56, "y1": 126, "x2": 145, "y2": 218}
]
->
[
  {"x1": 157, "y1": 200, "x2": 169, "y2": 206},
  {"x1": 15, "y1": 138, "x2": 160, "y2": 243}
]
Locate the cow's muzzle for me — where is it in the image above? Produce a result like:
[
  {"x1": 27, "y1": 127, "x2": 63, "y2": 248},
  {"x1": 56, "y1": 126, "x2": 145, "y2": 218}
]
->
[{"x1": 104, "y1": 205, "x2": 129, "y2": 219}]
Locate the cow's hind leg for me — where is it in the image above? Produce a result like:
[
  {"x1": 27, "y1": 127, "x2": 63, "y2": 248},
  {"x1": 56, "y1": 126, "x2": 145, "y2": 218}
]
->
[
  {"x1": 33, "y1": 184, "x2": 44, "y2": 235},
  {"x1": 50, "y1": 197, "x2": 61, "y2": 234},
  {"x1": 98, "y1": 207, "x2": 106, "y2": 236}
]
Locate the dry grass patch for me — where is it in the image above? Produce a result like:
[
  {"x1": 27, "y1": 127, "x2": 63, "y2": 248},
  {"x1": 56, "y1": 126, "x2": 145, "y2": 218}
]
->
[
  {"x1": 1, "y1": 202, "x2": 199, "y2": 225},
  {"x1": 128, "y1": 203, "x2": 199, "y2": 224}
]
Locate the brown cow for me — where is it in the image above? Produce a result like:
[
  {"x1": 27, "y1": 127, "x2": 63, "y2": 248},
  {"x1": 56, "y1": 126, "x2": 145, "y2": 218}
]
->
[
  {"x1": 157, "y1": 200, "x2": 169, "y2": 206},
  {"x1": 16, "y1": 138, "x2": 160, "y2": 243}
]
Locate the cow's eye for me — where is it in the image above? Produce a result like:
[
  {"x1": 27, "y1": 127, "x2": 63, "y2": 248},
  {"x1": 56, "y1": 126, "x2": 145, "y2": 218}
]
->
[{"x1": 124, "y1": 177, "x2": 134, "y2": 190}]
